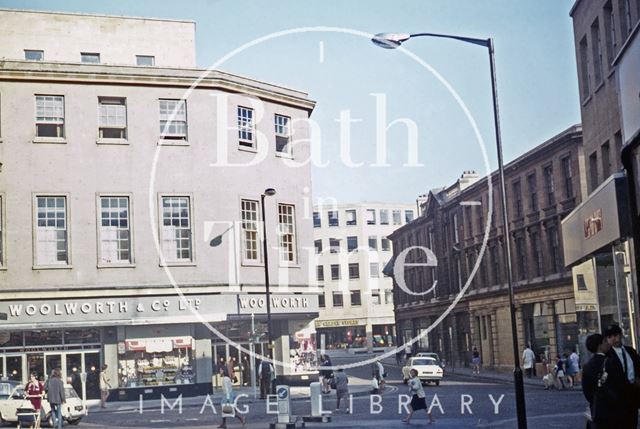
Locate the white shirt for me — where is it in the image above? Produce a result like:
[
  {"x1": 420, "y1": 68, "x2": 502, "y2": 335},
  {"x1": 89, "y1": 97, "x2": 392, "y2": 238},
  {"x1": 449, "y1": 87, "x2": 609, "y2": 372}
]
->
[
  {"x1": 222, "y1": 376, "x2": 233, "y2": 400},
  {"x1": 409, "y1": 377, "x2": 425, "y2": 398},
  {"x1": 522, "y1": 348, "x2": 535, "y2": 369},
  {"x1": 613, "y1": 346, "x2": 635, "y2": 383},
  {"x1": 376, "y1": 361, "x2": 384, "y2": 376}
]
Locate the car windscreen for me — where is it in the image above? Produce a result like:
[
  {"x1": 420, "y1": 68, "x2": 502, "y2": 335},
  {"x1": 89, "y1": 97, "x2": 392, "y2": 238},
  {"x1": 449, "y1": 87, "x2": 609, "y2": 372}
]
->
[
  {"x1": 0, "y1": 383, "x2": 14, "y2": 399},
  {"x1": 65, "y1": 387, "x2": 80, "y2": 399},
  {"x1": 412, "y1": 358, "x2": 436, "y2": 366}
]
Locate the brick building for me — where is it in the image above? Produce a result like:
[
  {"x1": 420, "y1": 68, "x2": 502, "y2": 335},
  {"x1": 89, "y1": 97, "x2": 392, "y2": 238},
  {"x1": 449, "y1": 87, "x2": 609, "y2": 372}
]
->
[{"x1": 390, "y1": 125, "x2": 585, "y2": 370}]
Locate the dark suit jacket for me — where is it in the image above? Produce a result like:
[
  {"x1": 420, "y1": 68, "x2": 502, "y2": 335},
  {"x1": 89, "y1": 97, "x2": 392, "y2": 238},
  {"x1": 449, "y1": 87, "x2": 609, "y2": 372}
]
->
[
  {"x1": 602, "y1": 345, "x2": 640, "y2": 428},
  {"x1": 582, "y1": 353, "x2": 606, "y2": 415}
]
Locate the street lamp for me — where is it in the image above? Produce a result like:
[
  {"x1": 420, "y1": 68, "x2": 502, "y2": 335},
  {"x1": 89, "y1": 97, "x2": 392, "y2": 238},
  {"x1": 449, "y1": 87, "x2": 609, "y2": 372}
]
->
[
  {"x1": 261, "y1": 188, "x2": 277, "y2": 356},
  {"x1": 372, "y1": 32, "x2": 527, "y2": 429}
]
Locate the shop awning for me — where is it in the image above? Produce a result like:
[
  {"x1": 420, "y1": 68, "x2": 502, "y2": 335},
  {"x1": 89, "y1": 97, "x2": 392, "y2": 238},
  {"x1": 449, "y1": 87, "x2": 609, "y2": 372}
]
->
[{"x1": 125, "y1": 336, "x2": 193, "y2": 353}]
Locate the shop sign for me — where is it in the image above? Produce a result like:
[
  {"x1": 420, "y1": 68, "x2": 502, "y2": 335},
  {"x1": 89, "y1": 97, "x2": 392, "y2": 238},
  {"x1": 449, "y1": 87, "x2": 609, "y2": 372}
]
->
[
  {"x1": 616, "y1": 27, "x2": 640, "y2": 145},
  {"x1": 315, "y1": 319, "x2": 364, "y2": 328},
  {"x1": 237, "y1": 294, "x2": 318, "y2": 314}
]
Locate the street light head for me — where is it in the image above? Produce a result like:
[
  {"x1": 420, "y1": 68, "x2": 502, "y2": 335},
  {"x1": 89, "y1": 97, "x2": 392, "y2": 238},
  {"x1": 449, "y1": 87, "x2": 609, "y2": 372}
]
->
[
  {"x1": 264, "y1": 188, "x2": 276, "y2": 197},
  {"x1": 372, "y1": 33, "x2": 411, "y2": 49}
]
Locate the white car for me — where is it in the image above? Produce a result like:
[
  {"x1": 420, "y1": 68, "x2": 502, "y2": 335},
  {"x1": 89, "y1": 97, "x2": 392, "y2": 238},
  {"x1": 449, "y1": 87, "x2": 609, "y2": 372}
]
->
[
  {"x1": 0, "y1": 381, "x2": 85, "y2": 426},
  {"x1": 402, "y1": 357, "x2": 444, "y2": 386}
]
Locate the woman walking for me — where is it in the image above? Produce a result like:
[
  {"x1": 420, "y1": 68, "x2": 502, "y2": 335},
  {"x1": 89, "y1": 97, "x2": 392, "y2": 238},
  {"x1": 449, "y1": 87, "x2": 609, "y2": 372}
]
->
[
  {"x1": 471, "y1": 347, "x2": 481, "y2": 374},
  {"x1": 554, "y1": 354, "x2": 566, "y2": 389},
  {"x1": 25, "y1": 372, "x2": 45, "y2": 429},
  {"x1": 100, "y1": 364, "x2": 111, "y2": 408},
  {"x1": 218, "y1": 367, "x2": 246, "y2": 428},
  {"x1": 334, "y1": 369, "x2": 349, "y2": 413},
  {"x1": 402, "y1": 369, "x2": 434, "y2": 424},
  {"x1": 319, "y1": 355, "x2": 333, "y2": 394}
]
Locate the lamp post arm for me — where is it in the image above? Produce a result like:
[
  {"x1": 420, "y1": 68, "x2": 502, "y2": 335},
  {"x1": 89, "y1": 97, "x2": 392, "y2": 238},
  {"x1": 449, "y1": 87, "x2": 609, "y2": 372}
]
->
[{"x1": 409, "y1": 32, "x2": 489, "y2": 47}]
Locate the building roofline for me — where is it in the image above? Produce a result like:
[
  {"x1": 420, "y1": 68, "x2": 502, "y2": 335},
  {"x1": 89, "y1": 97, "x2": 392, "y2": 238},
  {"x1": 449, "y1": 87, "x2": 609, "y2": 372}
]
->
[
  {"x1": 0, "y1": 7, "x2": 196, "y2": 25},
  {"x1": 569, "y1": 0, "x2": 583, "y2": 17}
]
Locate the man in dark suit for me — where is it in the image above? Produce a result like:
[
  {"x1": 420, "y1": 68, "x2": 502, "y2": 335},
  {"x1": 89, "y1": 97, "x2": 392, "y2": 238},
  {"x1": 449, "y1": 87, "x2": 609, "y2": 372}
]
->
[
  {"x1": 604, "y1": 324, "x2": 640, "y2": 428},
  {"x1": 582, "y1": 333, "x2": 610, "y2": 427}
]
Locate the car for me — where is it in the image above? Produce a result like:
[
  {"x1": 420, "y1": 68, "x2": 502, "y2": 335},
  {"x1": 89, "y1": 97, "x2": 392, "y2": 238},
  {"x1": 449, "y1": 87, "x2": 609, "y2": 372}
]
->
[
  {"x1": 0, "y1": 381, "x2": 85, "y2": 426},
  {"x1": 402, "y1": 357, "x2": 444, "y2": 386},
  {"x1": 415, "y1": 352, "x2": 442, "y2": 365}
]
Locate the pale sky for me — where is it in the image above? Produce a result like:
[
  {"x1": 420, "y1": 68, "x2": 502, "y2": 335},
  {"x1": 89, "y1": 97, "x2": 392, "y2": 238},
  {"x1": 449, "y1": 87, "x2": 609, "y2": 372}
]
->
[{"x1": 1, "y1": 0, "x2": 581, "y2": 205}]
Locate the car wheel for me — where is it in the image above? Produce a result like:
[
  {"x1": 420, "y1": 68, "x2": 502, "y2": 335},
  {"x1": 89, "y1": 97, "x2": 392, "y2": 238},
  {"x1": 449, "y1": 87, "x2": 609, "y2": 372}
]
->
[
  {"x1": 68, "y1": 418, "x2": 82, "y2": 425},
  {"x1": 435, "y1": 380, "x2": 440, "y2": 386}
]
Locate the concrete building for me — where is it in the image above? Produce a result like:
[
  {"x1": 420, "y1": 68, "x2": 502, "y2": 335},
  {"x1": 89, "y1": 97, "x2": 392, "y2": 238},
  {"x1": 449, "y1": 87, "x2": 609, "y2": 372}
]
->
[
  {"x1": 312, "y1": 203, "x2": 416, "y2": 350},
  {"x1": 0, "y1": 9, "x2": 318, "y2": 400},
  {"x1": 390, "y1": 126, "x2": 585, "y2": 371},
  {"x1": 566, "y1": 0, "x2": 640, "y2": 351}
]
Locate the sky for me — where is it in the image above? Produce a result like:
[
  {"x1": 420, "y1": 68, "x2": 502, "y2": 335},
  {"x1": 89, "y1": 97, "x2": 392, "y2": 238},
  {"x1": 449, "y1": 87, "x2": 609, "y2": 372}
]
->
[{"x1": 0, "y1": 0, "x2": 581, "y2": 205}]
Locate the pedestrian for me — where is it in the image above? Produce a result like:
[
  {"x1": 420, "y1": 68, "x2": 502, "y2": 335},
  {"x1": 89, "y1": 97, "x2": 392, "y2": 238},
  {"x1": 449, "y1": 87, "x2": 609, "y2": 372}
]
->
[
  {"x1": 603, "y1": 324, "x2": 640, "y2": 428},
  {"x1": 404, "y1": 345, "x2": 412, "y2": 363},
  {"x1": 370, "y1": 375, "x2": 380, "y2": 395},
  {"x1": 522, "y1": 344, "x2": 536, "y2": 378},
  {"x1": 25, "y1": 372, "x2": 44, "y2": 429},
  {"x1": 567, "y1": 349, "x2": 580, "y2": 388},
  {"x1": 471, "y1": 347, "x2": 481, "y2": 374},
  {"x1": 217, "y1": 367, "x2": 246, "y2": 428},
  {"x1": 402, "y1": 369, "x2": 434, "y2": 424},
  {"x1": 258, "y1": 356, "x2": 274, "y2": 399},
  {"x1": 554, "y1": 354, "x2": 566, "y2": 389},
  {"x1": 227, "y1": 357, "x2": 236, "y2": 384},
  {"x1": 334, "y1": 368, "x2": 349, "y2": 413},
  {"x1": 319, "y1": 355, "x2": 333, "y2": 394},
  {"x1": 47, "y1": 368, "x2": 65, "y2": 429},
  {"x1": 582, "y1": 333, "x2": 611, "y2": 427},
  {"x1": 396, "y1": 349, "x2": 404, "y2": 366},
  {"x1": 99, "y1": 364, "x2": 111, "y2": 408},
  {"x1": 241, "y1": 356, "x2": 250, "y2": 386},
  {"x1": 375, "y1": 359, "x2": 386, "y2": 392}
]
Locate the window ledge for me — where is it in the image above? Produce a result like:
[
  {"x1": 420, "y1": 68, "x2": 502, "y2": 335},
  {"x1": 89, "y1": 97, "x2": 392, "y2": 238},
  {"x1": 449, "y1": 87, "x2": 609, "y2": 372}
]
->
[
  {"x1": 279, "y1": 263, "x2": 301, "y2": 269},
  {"x1": 0, "y1": 266, "x2": 6, "y2": 271},
  {"x1": 158, "y1": 139, "x2": 189, "y2": 146},
  {"x1": 238, "y1": 144, "x2": 257, "y2": 153},
  {"x1": 275, "y1": 152, "x2": 293, "y2": 159},
  {"x1": 33, "y1": 137, "x2": 66, "y2": 144},
  {"x1": 97, "y1": 263, "x2": 136, "y2": 269},
  {"x1": 97, "y1": 138, "x2": 129, "y2": 145},
  {"x1": 160, "y1": 261, "x2": 196, "y2": 267},
  {"x1": 241, "y1": 261, "x2": 264, "y2": 268},
  {"x1": 32, "y1": 264, "x2": 72, "y2": 270}
]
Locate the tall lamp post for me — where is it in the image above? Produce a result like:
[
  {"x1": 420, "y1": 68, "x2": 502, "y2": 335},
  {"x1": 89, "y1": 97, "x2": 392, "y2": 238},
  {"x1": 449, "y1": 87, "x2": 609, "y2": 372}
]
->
[
  {"x1": 261, "y1": 188, "x2": 277, "y2": 355},
  {"x1": 372, "y1": 32, "x2": 527, "y2": 429}
]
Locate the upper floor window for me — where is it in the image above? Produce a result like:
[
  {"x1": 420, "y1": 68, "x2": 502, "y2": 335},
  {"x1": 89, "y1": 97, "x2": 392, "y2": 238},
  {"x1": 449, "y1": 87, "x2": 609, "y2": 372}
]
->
[
  {"x1": 561, "y1": 156, "x2": 573, "y2": 198},
  {"x1": 370, "y1": 262, "x2": 379, "y2": 278},
  {"x1": 274, "y1": 114, "x2": 291, "y2": 155},
  {"x1": 405, "y1": 210, "x2": 415, "y2": 223},
  {"x1": 381, "y1": 237, "x2": 391, "y2": 251},
  {"x1": 328, "y1": 210, "x2": 339, "y2": 227},
  {"x1": 350, "y1": 290, "x2": 361, "y2": 305},
  {"x1": 345, "y1": 209, "x2": 357, "y2": 226},
  {"x1": 136, "y1": 55, "x2": 155, "y2": 66},
  {"x1": 241, "y1": 199, "x2": 260, "y2": 263},
  {"x1": 602, "y1": 142, "x2": 611, "y2": 178},
  {"x1": 98, "y1": 196, "x2": 132, "y2": 265},
  {"x1": 98, "y1": 97, "x2": 127, "y2": 140},
  {"x1": 347, "y1": 236, "x2": 358, "y2": 252},
  {"x1": 278, "y1": 204, "x2": 297, "y2": 263},
  {"x1": 619, "y1": 0, "x2": 632, "y2": 37},
  {"x1": 368, "y1": 236, "x2": 377, "y2": 250},
  {"x1": 348, "y1": 263, "x2": 360, "y2": 279},
  {"x1": 237, "y1": 106, "x2": 254, "y2": 148},
  {"x1": 317, "y1": 265, "x2": 324, "y2": 282},
  {"x1": 329, "y1": 238, "x2": 340, "y2": 253},
  {"x1": 81, "y1": 52, "x2": 100, "y2": 64},
  {"x1": 331, "y1": 265, "x2": 341, "y2": 281},
  {"x1": 159, "y1": 99, "x2": 187, "y2": 140},
  {"x1": 312, "y1": 211, "x2": 321, "y2": 228},
  {"x1": 579, "y1": 36, "x2": 591, "y2": 100},
  {"x1": 452, "y1": 213, "x2": 459, "y2": 243},
  {"x1": 36, "y1": 95, "x2": 65, "y2": 138},
  {"x1": 35, "y1": 196, "x2": 69, "y2": 266},
  {"x1": 392, "y1": 210, "x2": 402, "y2": 225},
  {"x1": 318, "y1": 292, "x2": 326, "y2": 308},
  {"x1": 604, "y1": 1, "x2": 617, "y2": 65},
  {"x1": 380, "y1": 209, "x2": 389, "y2": 225},
  {"x1": 527, "y1": 173, "x2": 538, "y2": 212},
  {"x1": 543, "y1": 165, "x2": 555, "y2": 206},
  {"x1": 589, "y1": 152, "x2": 599, "y2": 191},
  {"x1": 160, "y1": 196, "x2": 192, "y2": 263},
  {"x1": 591, "y1": 18, "x2": 603, "y2": 86},
  {"x1": 24, "y1": 50, "x2": 43, "y2": 61},
  {"x1": 366, "y1": 209, "x2": 376, "y2": 225},
  {"x1": 314, "y1": 239, "x2": 323, "y2": 254},
  {"x1": 332, "y1": 291, "x2": 343, "y2": 307}
]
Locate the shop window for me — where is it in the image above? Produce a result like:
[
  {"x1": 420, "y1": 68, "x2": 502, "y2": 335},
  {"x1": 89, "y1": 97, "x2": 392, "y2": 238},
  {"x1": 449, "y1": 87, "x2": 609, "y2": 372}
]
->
[
  {"x1": 63, "y1": 328, "x2": 101, "y2": 344},
  {"x1": 119, "y1": 337, "x2": 195, "y2": 388},
  {"x1": 25, "y1": 330, "x2": 63, "y2": 346}
]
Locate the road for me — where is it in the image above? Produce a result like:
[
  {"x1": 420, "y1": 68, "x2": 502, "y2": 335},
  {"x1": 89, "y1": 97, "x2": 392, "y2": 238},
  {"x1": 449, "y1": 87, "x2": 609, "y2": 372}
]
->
[{"x1": 56, "y1": 355, "x2": 591, "y2": 429}]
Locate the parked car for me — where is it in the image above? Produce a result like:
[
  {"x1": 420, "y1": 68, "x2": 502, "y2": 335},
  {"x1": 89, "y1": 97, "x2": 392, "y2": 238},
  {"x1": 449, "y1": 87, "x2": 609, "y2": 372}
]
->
[
  {"x1": 0, "y1": 381, "x2": 85, "y2": 426},
  {"x1": 402, "y1": 357, "x2": 444, "y2": 386}
]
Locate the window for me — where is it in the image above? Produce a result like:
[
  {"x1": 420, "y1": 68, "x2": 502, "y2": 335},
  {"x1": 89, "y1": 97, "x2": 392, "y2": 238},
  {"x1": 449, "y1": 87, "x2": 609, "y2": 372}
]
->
[
  {"x1": 579, "y1": 36, "x2": 591, "y2": 99},
  {"x1": 511, "y1": 181, "x2": 522, "y2": 218},
  {"x1": 405, "y1": 210, "x2": 415, "y2": 223},
  {"x1": 24, "y1": 50, "x2": 43, "y2": 61},
  {"x1": 316, "y1": 265, "x2": 324, "y2": 282},
  {"x1": 329, "y1": 238, "x2": 340, "y2": 253},
  {"x1": 490, "y1": 245, "x2": 500, "y2": 285},
  {"x1": 313, "y1": 211, "x2": 321, "y2": 228},
  {"x1": 277, "y1": 204, "x2": 297, "y2": 263},
  {"x1": 161, "y1": 196, "x2": 192, "y2": 262},
  {"x1": 602, "y1": 142, "x2": 611, "y2": 178},
  {"x1": 392, "y1": 210, "x2": 402, "y2": 225},
  {"x1": 328, "y1": 210, "x2": 339, "y2": 227},
  {"x1": 371, "y1": 290, "x2": 381, "y2": 305},
  {"x1": 543, "y1": 165, "x2": 555, "y2": 206},
  {"x1": 452, "y1": 213, "x2": 459, "y2": 243},
  {"x1": 466, "y1": 206, "x2": 473, "y2": 237},
  {"x1": 531, "y1": 231, "x2": 542, "y2": 277},
  {"x1": 368, "y1": 236, "x2": 377, "y2": 251},
  {"x1": 35, "y1": 196, "x2": 68, "y2": 266},
  {"x1": 345, "y1": 209, "x2": 357, "y2": 226},
  {"x1": 241, "y1": 199, "x2": 260, "y2": 262},
  {"x1": 314, "y1": 239, "x2": 323, "y2": 254},
  {"x1": 591, "y1": 19, "x2": 603, "y2": 86},
  {"x1": 331, "y1": 264, "x2": 340, "y2": 280},
  {"x1": 527, "y1": 173, "x2": 538, "y2": 212},
  {"x1": 561, "y1": 156, "x2": 573, "y2": 198},
  {"x1": 237, "y1": 106, "x2": 254, "y2": 147},
  {"x1": 589, "y1": 152, "x2": 599, "y2": 191},
  {"x1": 99, "y1": 196, "x2": 132, "y2": 264},
  {"x1": 98, "y1": 97, "x2": 127, "y2": 139},
  {"x1": 548, "y1": 226, "x2": 560, "y2": 273},
  {"x1": 35, "y1": 95, "x2": 65, "y2": 138},
  {"x1": 385, "y1": 289, "x2": 393, "y2": 305},
  {"x1": 318, "y1": 293, "x2": 325, "y2": 308},
  {"x1": 81, "y1": 52, "x2": 100, "y2": 63},
  {"x1": 515, "y1": 236, "x2": 526, "y2": 281},
  {"x1": 350, "y1": 290, "x2": 362, "y2": 306},
  {"x1": 370, "y1": 262, "x2": 379, "y2": 278},
  {"x1": 332, "y1": 292, "x2": 344, "y2": 307},
  {"x1": 348, "y1": 263, "x2": 360, "y2": 279},
  {"x1": 381, "y1": 237, "x2": 391, "y2": 251},
  {"x1": 366, "y1": 209, "x2": 376, "y2": 225},
  {"x1": 159, "y1": 99, "x2": 187, "y2": 140},
  {"x1": 604, "y1": 1, "x2": 617, "y2": 65},
  {"x1": 136, "y1": 55, "x2": 155, "y2": 66},
  {"x1": 380, "y1": 209, "x2": 389, "y2": 225},
  {"x1": 347, "y1": 236, "x2": 358, "y2": 252},
  {"x1": 619, "y1": 0, "x2": 632, "y2": 37},
  {"x1": 274, "y1": 114, "x2": 291, "y2": 155}
]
